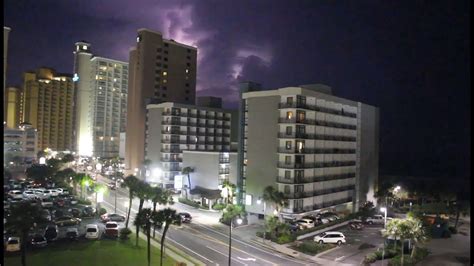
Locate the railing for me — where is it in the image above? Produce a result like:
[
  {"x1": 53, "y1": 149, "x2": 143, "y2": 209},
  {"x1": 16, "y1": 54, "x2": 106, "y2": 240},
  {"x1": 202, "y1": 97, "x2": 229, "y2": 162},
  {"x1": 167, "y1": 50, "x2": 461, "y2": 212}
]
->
[
  {"x1": 277, "y1": 148, "x2": 356, "y2": 154},
  {"x1": 277, "y1": 132, "x2": 309, "y2": 138},
  {"x1": 276, "y1": 173, "x2": 355, "y2": 184},
  {"x1": 283, "y1": 185, "x2": 354, "y2": 199},
  {"x1": 277, "y1": 161, "x2": 356, "y2": 169},
  {"x1": 278, "y1": 132, "x2": 356, "y2": 142},
  {"x1": 160, "y1": 149, "x2": 181, "y2": 153},
  {"x1": 278, "y1": 102, "x2": 357, "y2": 118},
  {"x1": 161, "y1": 158, "x2": 183, "y2": 162},
  {"x1": 219, "y1": 169, "x2": 230, "y2": 174},
  {"x1": 219, "y1": 158, "x2": 230, "y2": 163}
]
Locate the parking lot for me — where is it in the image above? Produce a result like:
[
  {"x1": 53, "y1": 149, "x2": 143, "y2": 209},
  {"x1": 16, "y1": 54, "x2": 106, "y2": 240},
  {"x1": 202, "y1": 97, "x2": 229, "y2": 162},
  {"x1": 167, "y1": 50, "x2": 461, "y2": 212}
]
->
[{"x1": 304, "y1": 223, "x2": 385, "y2": 265}]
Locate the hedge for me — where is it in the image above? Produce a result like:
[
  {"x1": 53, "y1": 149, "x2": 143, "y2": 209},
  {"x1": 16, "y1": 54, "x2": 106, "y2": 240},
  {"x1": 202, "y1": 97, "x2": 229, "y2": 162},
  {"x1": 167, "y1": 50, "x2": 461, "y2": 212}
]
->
[
  {"x1": 291, "y1": 241, "x2": 335, "y2": 256},
  {"x1": 178, "y1": 198, "x2": 207, "y2": 209}
]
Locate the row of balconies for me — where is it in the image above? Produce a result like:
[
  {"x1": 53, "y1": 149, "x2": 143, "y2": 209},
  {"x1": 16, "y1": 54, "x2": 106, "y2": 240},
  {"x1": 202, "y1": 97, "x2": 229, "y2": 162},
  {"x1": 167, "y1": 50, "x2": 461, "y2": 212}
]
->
[
  {"x1": 277, "y1": 148, "x2": 356, "y2": 154},
  {"x1": 277, "y1": 132, "x2": 356, "y2": 142},
  {"x1": 161, "y1": 130, "x2": 230, "y2": 137},
  {"x1": 276, "y1": 172, "x2": 356, "y2": 184},
  {"x1": 277, "y1": 161, "x2": 356, "y2": 169},
  {"x1": 162, "y1": 111, "x2": 231, "y2": 121},
  {"x1": 161, "y1": 158, "x2": 183, "y2": 162},
  {"x1": 283, "y1": 185, "x2": 355, "y2": 199},
  {"x1": 291, "y1": 196, "x2": 354, "y2": 213},
  {"x1": 161, "y1": 120, "x2": 231, "y2": 129},
  {"x1": 278, "y1": 118, "x2": 357, "y2": 130},
  {"x1": 162, "y1": 139, "x2": 229, "y2": 145},
  {"x1": 278, "y1": 102, "x2": 357, "y2": 118}
]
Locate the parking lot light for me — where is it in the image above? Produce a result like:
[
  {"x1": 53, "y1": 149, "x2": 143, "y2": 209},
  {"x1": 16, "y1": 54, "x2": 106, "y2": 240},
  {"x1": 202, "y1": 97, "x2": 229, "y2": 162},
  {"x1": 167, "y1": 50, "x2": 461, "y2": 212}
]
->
[{"x1": 380, "y1": 207, "x2": 387, "y2": 229}]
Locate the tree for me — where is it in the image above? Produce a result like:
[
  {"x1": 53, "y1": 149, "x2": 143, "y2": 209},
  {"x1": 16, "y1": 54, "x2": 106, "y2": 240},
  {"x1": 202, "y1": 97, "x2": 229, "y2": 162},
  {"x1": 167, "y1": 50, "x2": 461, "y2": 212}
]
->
[
  {"x1": 181, "y1": 167, "x2": 194, "y2": 199},
  {"x1": 134, "y1": 208, "x2": 154, "y2": 266},
  {"x1": 405, "y1": 218, "x2": 428, "y2": 259},
  {"x1": 149, "y1": 187, "x2": 174, "y2": 238},
  {"x1": 384, "y1": 218, "x2": 402, "y2": 251},
  {"x1": 263, "y1": 186, "x2": 288, "y2": 221},
  {"x1": 6, "y1": 202, "x2": 46, "y2": 266},
  {"x1": 134, "y1": 181, "x2": 153, "y2": 246},
  {"x1": 37, "y1": 150, "x2": 46, "y2": 159},
  {"x1": 121, "y1": 175, "x2": 140, "y2": 228},
  {"x1": 53, "y1": 168, "x2": 76, "y2": 187},
  {"x1": 154, "y1": 208, "x2": 182, "y2": 266},
  {"x1": 62, "y1": 154, "x2": 75, "y2": 164},
  {"x1": 25, "y1": 165, "x2": 53, "y2": 186},
  {"x1": 71, "y1": 173, "x2": 86, "y2": 196},
  {"x1": 450, "y1": 199, "x2": 470, "y2": 229},
  {"x1": 359, "y1": 201, "x2": 376, "y2": 220},
  {"x1": 221, "y1": 180, "x2": 236, "y2": 205},
  {"x1": 221, "y1": 204, "x2": 246, "y2": 225},
  {"x1": 46, "y1": 158, "x2": 64, "y2": 173}
]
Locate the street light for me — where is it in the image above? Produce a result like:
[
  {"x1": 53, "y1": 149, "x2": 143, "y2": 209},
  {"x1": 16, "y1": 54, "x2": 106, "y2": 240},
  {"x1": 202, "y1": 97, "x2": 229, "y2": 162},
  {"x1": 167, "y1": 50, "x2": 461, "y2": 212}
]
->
[
  {"x1": 409, "y1": 202, "x2": 412, "y2": 212},
  {"x1": 257, "y1": 198, "x2": 266, "y2": 242},
  {"x1": 228, "y1": 216, "x2": 243, "y2": 266},
  {"x1": 380, "y1": 207, "x2": 387, "y2": 229}
]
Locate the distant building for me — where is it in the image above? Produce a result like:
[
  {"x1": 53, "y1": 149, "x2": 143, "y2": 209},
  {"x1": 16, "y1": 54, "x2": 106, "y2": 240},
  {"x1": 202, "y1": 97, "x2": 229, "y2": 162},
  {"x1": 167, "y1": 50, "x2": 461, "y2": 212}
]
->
[
  {"x1": 125, "y1": 28, "x2": 197, "y2": 173},
  {"x1": 4, "y1": 122, "x2": 38, "y2": 164},
  {"x1": 240, "y1": 83, "x2": 379, "y2": 220},
  {"x1": 196, "y1": 96, "x2": 222, "y2": 109},
  {"x1": 144, "y1": 101, "x2": 233, "y2": 187},
  {"x1": 4, "y1": 86, "x2": 23, "y2": 128},
  {"x1": 4, "y1": 26, "x2": 11, "y2": 93},
  {"x1": 73, "y1": 41, "x2": 128, "y2": 158},
  {"x1": 21, "y1": 67, "x2": 75, "y2": 151}
]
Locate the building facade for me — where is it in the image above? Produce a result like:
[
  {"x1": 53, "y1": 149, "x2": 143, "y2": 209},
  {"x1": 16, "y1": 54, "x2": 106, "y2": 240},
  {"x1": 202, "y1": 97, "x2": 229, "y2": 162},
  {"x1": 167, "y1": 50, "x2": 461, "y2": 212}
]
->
[
  {"x1": 21, "y1": 67, "x2": 75, "y2": 151},
  {"x1": 126, "y1": 28, "x2": 197, "y2": 173},
  {"x1": 145, "y1": 102, "x2": 232, "y2": 187},
  {"x1": 4, "y1": 26, "x2": 11, "y2": 93},
  {"x1": 240, "y1": 84, "x2": 379, "y2": 220},
  {"x1": 4, "y1": 86, "x2": 23, "y2": 128},
  {"x1": 4, "y1": 123, "x2": 38, "y2": 164},
  {"x1": 73, "y1": 41, "x2": 128, "y2": 158}
]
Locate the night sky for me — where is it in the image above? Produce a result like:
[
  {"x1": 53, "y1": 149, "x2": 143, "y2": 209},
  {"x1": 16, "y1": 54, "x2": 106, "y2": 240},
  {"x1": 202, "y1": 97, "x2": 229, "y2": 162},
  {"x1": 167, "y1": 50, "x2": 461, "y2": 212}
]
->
[{"x1": 4, "y1": 1, "x2": 470, "y2": 180}]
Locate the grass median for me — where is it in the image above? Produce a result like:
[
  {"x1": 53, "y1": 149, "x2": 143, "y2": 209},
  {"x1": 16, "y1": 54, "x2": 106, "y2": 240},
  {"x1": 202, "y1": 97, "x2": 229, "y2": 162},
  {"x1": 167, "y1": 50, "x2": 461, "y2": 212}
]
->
[{"x1": 4, "y1": 234, "x2": 177, "y2": 266}]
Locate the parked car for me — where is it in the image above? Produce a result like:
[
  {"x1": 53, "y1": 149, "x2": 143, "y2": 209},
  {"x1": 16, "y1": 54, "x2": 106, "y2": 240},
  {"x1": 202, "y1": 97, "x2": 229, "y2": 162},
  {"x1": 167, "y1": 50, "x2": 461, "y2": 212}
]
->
[
  {"x1": 349, "y1": 220, "x2": 364, "y2": 230},
  {"x1": 44, "y1": 225, "x2": 58, "y2": 242},
  {"x1": 70, "y1": 196, "x2": 78, "y2": 205},
  {"x1": 56, "y1": 188, "x2": 69, "y2": 195},
  {"x1": 69, "y1": 208, "x2": 82, "y2": 218},
  {"x1": 54, "y1": 198, "x2": 66, "y2": 207},
  {"x1": 85, "y1": 224, "x2": 100, "y2": 239},
  {"x1": 66, "y1": 227, "x2": 79, "y2": 241},
  {"x1": 31, "y1": 235, "x2": 48, "y2": 248},
  {"x1": 23, "y1": 190, "x2": 37, "y2": 199},
  {"x1": 296, "y1": 218, "x2": 315, "y2": 229},
  {"x1": 8, "y1": 190, "x2": 23, "y2": 200},
  {"x1": 5, "y1": 237, "x2": 21, "y2": 252},
  {"x1": 101, "y1": 213, "x2": 125, "y2": 222},
  {"x1": 366, "y1": 215, "x2": 391, "y2": 225},
  {"x1": 320, "y1": 217, "x2": 331, "y2": 224},
  {"x1": 178, "y1": 212, "x2": 192, "y2": 223},
  {"x1": 104, "y1": 222, "x2": 119, "y2": 238},
  {"x1": 314, "y1": 231, "x2": 346, "y2": 245},
  {"x1": 82, "y1": 206, "x2": 96, "y2": 217},
  {"x1": 49, "y1": 189, "x2": 61, "y2": 197},
  {"x1": 288, "y1": 221, "x2": 301, "y2": 232},
  {"x1": 41, "y1": 198, "x2": 54, "y2": 208},
  {"x1": 107, "y1": 182, "x2": 116, "y2": 190},
  {"x1": 55, "y1": 216, "x2": 81, "y2": 227}
]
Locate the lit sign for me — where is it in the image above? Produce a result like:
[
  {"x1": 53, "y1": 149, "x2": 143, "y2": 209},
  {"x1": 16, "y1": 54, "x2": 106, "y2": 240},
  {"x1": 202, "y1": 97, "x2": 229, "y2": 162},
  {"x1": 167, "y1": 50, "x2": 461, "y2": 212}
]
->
[{"x1": 73, "y1": 73, "x2": 79, "y2": 82}]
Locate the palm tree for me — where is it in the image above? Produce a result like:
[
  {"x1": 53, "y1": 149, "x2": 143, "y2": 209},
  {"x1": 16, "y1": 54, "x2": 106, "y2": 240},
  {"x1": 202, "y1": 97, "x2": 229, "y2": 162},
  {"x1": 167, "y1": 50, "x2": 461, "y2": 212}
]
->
[
  {"x1": 222, "y1": 180, "x2": 236, "y2": 204},
  {"x1": 384, "y1": 218, "x2": 402, "y2": 251},
  {"x1": 61, "y1": 154, "x2": 75, "y2": 164},
  {"x1": 25, "y1": 164, "x2": 53, "y2": 186},
  {"x1": 122, "y1": 175, "x2": 140, "y2": 228},
  {"x1": 6, "y1": 202, "x2": 45, "y2": 266},
  {"x1": 134, "y1": 208, "x2": 154, "y2": 266},
  {"x1": 263, "y1": 186, "x2": 288, "y2": 221},
  {"x1": 71, "y1": 173, "x2": 85, "y2": 196},
  {"x1": 53, "y1": 168, "x2": 76, "y2": 188},
  {"x1": 405, "y1": 217, "x2": 428, "y2": 259},
  {"x1": 154, "y1": 208, "x2": 182, "y2": 266},
  {"x1": 150, "y1": 187, "x2": 174, "y2": 238},
  {"x1": 181, "y1": 167, "x2": 194, "y2": 199},
  {"x1": 134, "y1": 181, "x2": 153, "y2": 246}
]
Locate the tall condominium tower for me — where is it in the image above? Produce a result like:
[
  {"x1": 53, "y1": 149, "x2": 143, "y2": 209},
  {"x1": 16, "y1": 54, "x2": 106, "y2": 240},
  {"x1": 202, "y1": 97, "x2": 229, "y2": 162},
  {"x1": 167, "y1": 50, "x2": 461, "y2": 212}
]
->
[
  {"x1": 4, "y1": 86, "x2": 23, "y2": 128},
  {"x1": 240, "y1": 84, "x2": 379, "y2": 220},
  {"x1": 22, "y1": 67, "x2": 75, "y2": 151},
  {"x1": 73, "y1": 41, "x2": 128, "y2": 158},
  {"x1": 125, "y1": 28, "x2": 197, "y2": 174},
  {"x1": 4, "y1": 26, "x2": 11, "y2": 94}
]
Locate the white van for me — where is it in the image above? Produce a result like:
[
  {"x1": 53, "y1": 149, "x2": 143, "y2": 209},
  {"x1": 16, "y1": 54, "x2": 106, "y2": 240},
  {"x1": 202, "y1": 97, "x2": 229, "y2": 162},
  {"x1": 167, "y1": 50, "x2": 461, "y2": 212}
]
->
[
  {"x1": 314, "y1": 231, "x2": 346, "y2": 245},
  {"x1": 85, "y1": 224, "x2": 100, "y2": 239}
]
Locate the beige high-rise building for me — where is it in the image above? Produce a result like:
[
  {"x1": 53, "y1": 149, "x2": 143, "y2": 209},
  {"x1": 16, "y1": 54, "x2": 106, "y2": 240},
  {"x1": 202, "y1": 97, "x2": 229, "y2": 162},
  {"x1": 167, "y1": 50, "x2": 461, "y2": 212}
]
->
[
  {"x1": 4, "y1": 26, "x2": 11, "y2": 93},
  {"x1": 125, "y1": 28, "x2": 197, "y2": 174},
  {"x1": 4, "y1": 86, "x2": 23, "y2": 128},
  {"x1": 22, "y1": 67, "x2": 75, "y2": 151}
]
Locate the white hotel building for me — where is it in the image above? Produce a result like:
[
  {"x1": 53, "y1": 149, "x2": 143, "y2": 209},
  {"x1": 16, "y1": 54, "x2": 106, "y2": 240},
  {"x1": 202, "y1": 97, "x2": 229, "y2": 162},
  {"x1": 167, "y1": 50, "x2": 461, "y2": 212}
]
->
[
  {"x1": 73, "y1": 41, "x2": 128, "y2": 158},
  {"x1": 240, "y1": 84, "x2": 379, "y2": 220}
]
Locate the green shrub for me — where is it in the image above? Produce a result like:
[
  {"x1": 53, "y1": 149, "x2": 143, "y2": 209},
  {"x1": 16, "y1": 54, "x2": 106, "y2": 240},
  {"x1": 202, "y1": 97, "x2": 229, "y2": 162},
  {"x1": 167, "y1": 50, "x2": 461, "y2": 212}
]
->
[
  {"x1": 212, "y1": 203, "x2": 226, "y2": 210},
  {"x1": 178, "y1": 198, "x2": 202, "y2": 209},
  {"x1": 98, "y1": 207, "x2": 107, "y2": 216},
  {"x1": 363, "y1": 253, "x2": 378, "y2": 264},
  {"x1": 78, "y1": 199, "x2": 92, "y2": 205},
  {"x1": 119, "y1": 227, "x2": 132, "y2": 240},
  {"x1": 412, "y1": 247, "x2": 430, "y2": 262},
  {"x1": 293, "y1": 241, "x2": 334, "y2": 256},
  {"x1": 276, "y1": 234, "x2": 295, "y2": 244},
  {"x1": 388, "y1": 255, "x2": 414, "y2": 266},
  {"x1": 448, "y1": 226, "x2": 457, "y2": 234}
]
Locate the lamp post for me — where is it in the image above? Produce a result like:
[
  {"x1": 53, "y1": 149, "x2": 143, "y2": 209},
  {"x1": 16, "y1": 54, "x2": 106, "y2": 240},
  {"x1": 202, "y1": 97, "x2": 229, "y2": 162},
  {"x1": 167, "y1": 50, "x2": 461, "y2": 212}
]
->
[
  {"x1": 257, "y1": 198, "x2": 266, "y2": 242},
  {"x1": 113, "y1": 177, "x2": 118, "y2": 213},
  {"x1": 228, "y1": 216, "x2": 243, "y2": 266},
  {"x1": 380, "y1": 207, "x2": 387, "y2": 266},
  {"x1": 409, "y1": 202, "x2": 412, "y2": 212}
]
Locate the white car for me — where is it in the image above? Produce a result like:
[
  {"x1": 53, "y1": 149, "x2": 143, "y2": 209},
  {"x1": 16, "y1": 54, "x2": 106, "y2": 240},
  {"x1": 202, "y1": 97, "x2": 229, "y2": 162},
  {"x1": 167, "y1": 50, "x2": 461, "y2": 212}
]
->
[
  {"x1": 314, "y1": 231, "x2": 346, "y2": 245},
  {"x1": 85, "y1": 224, "x2": 100, "y2": 239},
  {"x1": 296, "y1": 218, "x2": 315, "y2": 229},
  {"x1": 5, "y1": 237, "x2": 21, "y2": 252},
  {"x1": 366, "y1": 215, "x2": 392, "y2": 225},
  {"x1": 8, "y1": 190, "x2": 23, "y2": 199},
  {"x1": 49, "y1": 189, "x2": 61, "y2": 197},
  {"x1": 56, "y1": 188, "x2": 69, "y2": 195},
  {"x1": 41, "y1": 198, "x2": 54, "y2": 208},
  {"x1": 22, "y1": 190, "x2": 37, "y2": 199}
]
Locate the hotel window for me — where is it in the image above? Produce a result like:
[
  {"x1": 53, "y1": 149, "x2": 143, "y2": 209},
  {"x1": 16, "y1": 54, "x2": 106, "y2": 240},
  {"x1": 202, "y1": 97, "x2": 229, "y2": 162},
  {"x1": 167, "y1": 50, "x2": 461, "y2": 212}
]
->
[
  {"x1": 287, "y1": 97, "x2": 293, "y2": 104},
  {"x1": 285, "y1": 170, "x2": 291, "y2": 179},
  {"x1": 297, "y1": 95, "x2": 306, "y2": 106},
  {"x1": 284, "y1": 185, "x2": 290, "y2": 194},
  {"x1": 285, "y1": 156, "x2": 291, "y2": 164},
  {"x1": 296, "y1": 111, "x2": 305, "y2": 122},
  {"x1": 295, "y1": 185, "x2": 304, "y2": 193},
  {"x1": 296, "y1": 141, "x2": 304, "y2": 152},
  {"x1": 164, "y1": 57, "x2": 168, "y2": 62},
  {"x1": 164, "y1": 43, "x2": 169, "y2": 47},
  {"x1": 286, "y1": 126, "x2": 292, "y2": 135},
  {"x1": 286, "y1": 111, "x2": 293, "y2": 120},
  {"x1": 163, "y1": 71, "x2": 168, "y2": 76},
  {"x1": 285, "y1": 141, "x2": 292, "y2": 150}
]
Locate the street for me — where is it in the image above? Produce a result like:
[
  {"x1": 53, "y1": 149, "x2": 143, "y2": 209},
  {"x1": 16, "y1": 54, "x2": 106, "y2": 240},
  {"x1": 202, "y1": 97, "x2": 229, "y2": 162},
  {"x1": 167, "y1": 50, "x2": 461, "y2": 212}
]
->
[{"x1": 95, "y1": 175, "x2": 312, "y2": 266}]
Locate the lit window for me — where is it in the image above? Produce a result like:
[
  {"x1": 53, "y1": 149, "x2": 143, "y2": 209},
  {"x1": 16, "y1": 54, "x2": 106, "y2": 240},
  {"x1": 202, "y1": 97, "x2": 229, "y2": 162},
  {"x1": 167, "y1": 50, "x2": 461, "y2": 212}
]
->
[
  {"x1": 95, "y1": 75, "x2": 98, "y2": 80},
  {"x1": 163, "y1": 79, "x2": 167, "y2": 83},
  {"x1": 163, "y1": 71, "x2": 167, "y2": 76},
  {"x1": 82, "y1": 45, "x2": 87, "y2": 50},
  {"x1": 100, "y1": 136, "x2": 104, "y2": 140},
  {"x1": 287, "y1": 111, "x2": 293, "y2": 119},
  {"x1": 113, "y1": 78, "x2": 117, "y2": 82},
  {"x1": 185, "y1": 69, "x2": 189, "y2": 73},
  {"x1": 286, "y1": 141, "x2": 292, "y2": 150},
  {"x1": 111, "y1": 137, "x2": 114, "y2": 141},
  {"x1": 245, "y1": 194, "x2": 252, "y2": 205}
]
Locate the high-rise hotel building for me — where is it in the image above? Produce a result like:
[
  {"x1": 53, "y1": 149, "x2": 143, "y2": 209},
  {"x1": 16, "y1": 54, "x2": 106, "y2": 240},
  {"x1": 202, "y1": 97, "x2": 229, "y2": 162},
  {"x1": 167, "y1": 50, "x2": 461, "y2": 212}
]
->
[
  {"x1": 21, "y1": 67, "x2": 75, "y2": 151},
  {"x1": 240, "y1": 84, "x2": 379, "y2": 220},
  {"x1": 145, "y1": 102, "x2": 232, "y2": 188},
  {"x1": 126, "y1": 28, "x2": 197, "y2": 174},
  {"x1": 74, "y1": 41, "x2": 128, "y2": 158},
  {"x1": 4, "y1": 26, "x2": 11, "y2": 93},
  {"x1": 4, "y1": 86, "x2": 23, "y2": 128}
]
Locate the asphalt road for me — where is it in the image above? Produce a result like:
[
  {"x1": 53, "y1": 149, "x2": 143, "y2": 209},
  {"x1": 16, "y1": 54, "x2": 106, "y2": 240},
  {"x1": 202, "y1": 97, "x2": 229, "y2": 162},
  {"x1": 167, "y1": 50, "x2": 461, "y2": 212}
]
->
[{"x1": 94, "y1": 175, "x2": 312, "y2": 266}]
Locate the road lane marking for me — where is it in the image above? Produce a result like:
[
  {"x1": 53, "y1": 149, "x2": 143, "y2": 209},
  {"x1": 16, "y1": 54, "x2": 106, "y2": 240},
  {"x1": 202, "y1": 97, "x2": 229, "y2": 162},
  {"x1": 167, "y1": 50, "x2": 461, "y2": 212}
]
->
[
  {"x1": 206, "y1": 246, "x2": 247, "y2": 266},
  {"x1": 237, "y1": 257, "x2": 256, "y2": 262},
  {"x1": 335, "y1": 255, "x2": 346, "y2": 261}
]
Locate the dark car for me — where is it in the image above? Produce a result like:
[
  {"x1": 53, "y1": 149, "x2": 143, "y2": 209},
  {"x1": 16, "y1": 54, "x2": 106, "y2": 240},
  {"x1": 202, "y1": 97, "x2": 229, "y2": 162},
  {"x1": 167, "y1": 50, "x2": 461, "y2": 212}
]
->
[
  {"x1": 66, "y1": 227, "x2": 79, "y2": 241},
  {"x1": 31, "y1": 235, "x2": 47, "y2": 248},
  {"x1": 54, "y1": 198, "x2": 66, "y2": 207},
  {"x1": 178, "y1": 212, "x2": 192, "y2": 223},
  {"x1": 55, "y1": 216, "x2": 81, "y2": 227},
  {"x1": 69, "y1": 208, "x2": 82, "y2": 218},
  {"x1": 82, "y1": 206, "x2": 96, "y2": 217},
  {"x1": 288, "y1": 221, "x2": 301, "y2": 232},
  {"x1": 101, "y1": 213, "x2": 125, "y2": 222},
  {"x1": 44, "y1": 225, "x2": 58, "y2": 242},
  {"x1": 53, "y1": 209, "x2": 66, "y2": 219}
]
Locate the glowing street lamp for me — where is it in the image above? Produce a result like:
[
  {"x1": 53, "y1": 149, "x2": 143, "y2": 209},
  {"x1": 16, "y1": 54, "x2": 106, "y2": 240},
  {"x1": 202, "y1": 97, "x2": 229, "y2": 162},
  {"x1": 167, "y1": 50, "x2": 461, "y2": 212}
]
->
[
  {"x1": 380, "y1": 207, "x2": 387, "y2": 229},
  {"x1": 228, "y1": 216, "x2": 243, "y2": 265}
]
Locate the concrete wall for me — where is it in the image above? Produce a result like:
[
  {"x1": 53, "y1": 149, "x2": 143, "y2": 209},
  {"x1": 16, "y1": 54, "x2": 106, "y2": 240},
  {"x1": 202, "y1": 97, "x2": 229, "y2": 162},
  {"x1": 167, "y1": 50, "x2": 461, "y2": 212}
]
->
[
  {"x1": 182, "y1": 151, "x2": 219, "y2": 189},
  {"x1": 244, "y1": 96, "x2": 280, "y2": 215},
  {"x1": 145, "y1": 107, "x2": 164, "y2": 172}
]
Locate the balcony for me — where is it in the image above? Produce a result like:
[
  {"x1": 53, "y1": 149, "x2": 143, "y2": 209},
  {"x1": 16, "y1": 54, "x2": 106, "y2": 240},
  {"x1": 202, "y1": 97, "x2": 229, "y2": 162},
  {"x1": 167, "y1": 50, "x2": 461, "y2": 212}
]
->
[
  {"x1": 219, "y1": 158, "x2": 230, "y2": 163},
  {"x1": 218, "y1": 169, "x2": 230, "y2": 174},
  {"x1": 278, "y1": 118, "x2": 314, "y2": 125},
  {"x1": 160, "y1": 149, "x2": 181, "y2": 153},
  {"x1": 277, "y1": 161, "x2": 356, "y2": 169},
  {"x1": 161, "y1": 158, "x2": 183, "y2": 162},
  {"x1": 278, "y1": 102, "x2": 357, "y2": 118},
  {"x1": 290, "y1": 196, "x2": 353, "y2": 213},
  {"x1": 277, "y1": 148, "x2": 313, "y2": 154},
  {"x1": 277, "y1": 132, "x2": 309, "y2": 139}
]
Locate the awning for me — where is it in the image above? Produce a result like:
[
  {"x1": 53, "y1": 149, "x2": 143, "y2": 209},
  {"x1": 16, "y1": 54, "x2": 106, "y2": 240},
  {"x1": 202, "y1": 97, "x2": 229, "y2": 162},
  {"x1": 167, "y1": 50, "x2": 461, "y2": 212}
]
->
[{"x1": 190, "y1": 186, "x2": 222, "y2": 200}]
